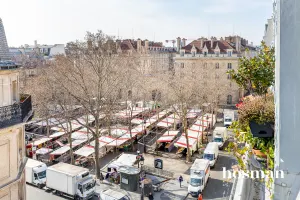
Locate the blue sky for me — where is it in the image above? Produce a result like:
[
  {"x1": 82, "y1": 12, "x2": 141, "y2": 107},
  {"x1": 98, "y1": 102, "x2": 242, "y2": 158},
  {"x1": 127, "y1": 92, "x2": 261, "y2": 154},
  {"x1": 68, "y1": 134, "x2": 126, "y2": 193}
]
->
[{"x1": 1, "y1": 0, "x2": 273, "y2": 47}]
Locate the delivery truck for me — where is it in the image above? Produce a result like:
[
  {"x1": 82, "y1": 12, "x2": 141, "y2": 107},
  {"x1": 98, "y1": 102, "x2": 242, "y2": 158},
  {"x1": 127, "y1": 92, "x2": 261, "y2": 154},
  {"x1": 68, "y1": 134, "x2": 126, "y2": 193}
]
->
[
  {"x1": 212, "y1": 127, "x2": 228, "y2": 149},
  {"x1": 46, "y1": 162, "x2": 96, "y2": 200},
  {"x1": 25, "y1": 158, "x2": 47, "y2": 188},
  {"x1": 223, "y1": 109, "x2": 235, "y2": 127},
  {"x1": 188, "y1": 159, "x2": 210, "y2": 197}
]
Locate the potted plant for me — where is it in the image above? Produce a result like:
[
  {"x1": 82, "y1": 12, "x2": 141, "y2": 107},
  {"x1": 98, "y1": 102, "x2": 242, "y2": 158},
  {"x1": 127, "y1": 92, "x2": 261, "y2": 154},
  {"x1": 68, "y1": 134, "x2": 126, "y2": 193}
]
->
[{"x1": 238, "y1": 94, "x2": 275, "y2": 138}]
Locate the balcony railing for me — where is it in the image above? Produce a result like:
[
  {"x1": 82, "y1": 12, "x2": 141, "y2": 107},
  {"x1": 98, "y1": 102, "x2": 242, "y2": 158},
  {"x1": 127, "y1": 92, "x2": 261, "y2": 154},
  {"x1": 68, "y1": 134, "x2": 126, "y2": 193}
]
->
[{"x1": 0, "y1": 94, "x2": 32, "y2": 129}]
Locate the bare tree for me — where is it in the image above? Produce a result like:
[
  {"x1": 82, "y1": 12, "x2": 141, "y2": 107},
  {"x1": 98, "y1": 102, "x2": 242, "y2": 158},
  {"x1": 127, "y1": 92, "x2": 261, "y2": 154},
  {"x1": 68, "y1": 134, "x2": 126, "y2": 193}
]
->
[{"x1": 33, "y1": 31, "x2": 132, "y2": 179}]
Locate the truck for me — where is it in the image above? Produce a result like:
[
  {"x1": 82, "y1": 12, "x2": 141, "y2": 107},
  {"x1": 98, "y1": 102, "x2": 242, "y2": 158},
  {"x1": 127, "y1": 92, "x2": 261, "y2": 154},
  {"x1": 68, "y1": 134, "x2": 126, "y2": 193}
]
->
[
  {"x1": 25, "y1": 158, "x2": 47, "y2": 188},
  {"x1": 203, "y1": 142, "x2": 219, "y2": 167},
  {"x1": 188, "y1": 159, "x2": 210, "y2": 197},
  {"x1": 46, "y1": 162, "x2": 96, "y2": 200},
  {"x1": 223, "y1": 109, "x2": 235, "y2": 127},
  {"x1": 212, "y1": 127, "x2": 228, "y2": 149}
]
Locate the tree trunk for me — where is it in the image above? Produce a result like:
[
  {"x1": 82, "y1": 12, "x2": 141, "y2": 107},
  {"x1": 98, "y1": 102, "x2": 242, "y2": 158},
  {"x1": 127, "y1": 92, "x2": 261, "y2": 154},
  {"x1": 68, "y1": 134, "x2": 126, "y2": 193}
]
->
[
  {"x1": 68, "y1": 121, "x2": 74, "y2": 165},
  {"x1": 183, "y1": 117, "x2": 191, "y2": 162},
  {"x1": 94, "y1": 136, "x2": 101, "y2": 179}
]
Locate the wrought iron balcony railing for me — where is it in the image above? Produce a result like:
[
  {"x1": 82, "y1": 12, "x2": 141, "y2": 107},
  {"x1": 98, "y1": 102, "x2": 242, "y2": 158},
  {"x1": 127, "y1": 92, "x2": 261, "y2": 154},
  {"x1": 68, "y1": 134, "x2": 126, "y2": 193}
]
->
[{"x1": 0, "y1": 94, "x2": 32, "y2": 129}]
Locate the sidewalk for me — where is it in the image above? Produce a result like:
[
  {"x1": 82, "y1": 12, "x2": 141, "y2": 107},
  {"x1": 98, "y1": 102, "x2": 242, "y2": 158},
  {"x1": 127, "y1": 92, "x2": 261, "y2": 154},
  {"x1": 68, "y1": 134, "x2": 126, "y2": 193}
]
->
[{"x1": 143, "y1": 153, "x2": 193, "y2": 181}]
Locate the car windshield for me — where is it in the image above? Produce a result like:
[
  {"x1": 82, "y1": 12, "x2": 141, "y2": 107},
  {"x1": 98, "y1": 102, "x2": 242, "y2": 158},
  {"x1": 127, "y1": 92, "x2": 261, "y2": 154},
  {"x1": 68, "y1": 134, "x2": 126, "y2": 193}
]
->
[
  {"x1": 225, "y1": 119, "x2": 232, "y2": 122},
  {"x1": 37, "y1": 171, "x2": 46, "y2": 179},
  {"x1": 190, "y1": 178, "x2": 202, "y2": 187},
  {"x1": 204, "y1": 153, "x2": 214, "y2": 161},
  {"x1": 214, "y1": 138, "x2": 223, "y2": 142},
  {"x1": 83, "y1": 180, "x2": 96, "y2": 192}
]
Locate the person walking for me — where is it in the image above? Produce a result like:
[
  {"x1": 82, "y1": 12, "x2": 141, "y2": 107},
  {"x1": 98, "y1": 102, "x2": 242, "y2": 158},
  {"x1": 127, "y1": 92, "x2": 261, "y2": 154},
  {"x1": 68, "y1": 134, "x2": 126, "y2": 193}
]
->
[
  {"x1": 148, "y1": 192, "x2": 154, "y2": 200},
  {"x1": 178, "y1": 175, "x2": 183, "y2": 188},
  {"x1": 198, "y1": 192, "x2": 203, "y2": 200}
]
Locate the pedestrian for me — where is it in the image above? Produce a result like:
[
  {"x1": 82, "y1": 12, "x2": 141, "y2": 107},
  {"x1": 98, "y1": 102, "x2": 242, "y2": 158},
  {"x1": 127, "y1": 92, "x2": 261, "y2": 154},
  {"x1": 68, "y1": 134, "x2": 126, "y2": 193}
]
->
[
  {"x1": 148, "y1": 192, "x2": 154, "y2": 200},
  {"x1": 198, "y1": 192, "x2": 203, "y2": 200},
  {"x1": 178, "y1": 175, "x2": 183, "y2": 188}
]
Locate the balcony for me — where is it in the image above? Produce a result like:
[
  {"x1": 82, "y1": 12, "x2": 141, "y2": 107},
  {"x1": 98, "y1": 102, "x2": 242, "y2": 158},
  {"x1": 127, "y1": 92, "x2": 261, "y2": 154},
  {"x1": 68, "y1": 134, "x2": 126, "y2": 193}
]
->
[{"x1": 0, "y1": 94, "x2": 32, "y2": 129}]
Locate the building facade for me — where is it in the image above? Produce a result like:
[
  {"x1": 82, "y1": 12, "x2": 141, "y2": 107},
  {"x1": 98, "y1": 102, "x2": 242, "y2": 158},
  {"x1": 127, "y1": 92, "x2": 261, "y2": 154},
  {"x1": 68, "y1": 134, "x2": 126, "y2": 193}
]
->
[
  {"x1": 263, "y1": 18, "x2": 275, "y2": 47},
  {"x1": 0, "y1": 62, "x2": 32, "y2": 200},
  {"x1": 174, "y1": 36, "x2": 256, "y2": 106},
  {"x1": 0, "y1": 18, "x2": 10, "y2": 61}
]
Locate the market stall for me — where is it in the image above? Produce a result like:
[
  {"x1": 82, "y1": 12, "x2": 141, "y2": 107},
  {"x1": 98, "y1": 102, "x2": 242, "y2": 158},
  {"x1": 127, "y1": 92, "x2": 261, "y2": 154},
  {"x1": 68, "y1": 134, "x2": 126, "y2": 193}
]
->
[
  {"x1": 157, "y1": 130, "x2": 180, "y2": 151},
  {"x1": 174, "y1": 136, "x2": 197, "y2": 155}
]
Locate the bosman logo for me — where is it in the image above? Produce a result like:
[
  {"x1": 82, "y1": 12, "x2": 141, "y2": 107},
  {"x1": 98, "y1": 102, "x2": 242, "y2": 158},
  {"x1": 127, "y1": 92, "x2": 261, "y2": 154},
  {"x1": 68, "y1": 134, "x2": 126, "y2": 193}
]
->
[{"x1": 222, "y1": 167, "x2": 285, "y2": 179}]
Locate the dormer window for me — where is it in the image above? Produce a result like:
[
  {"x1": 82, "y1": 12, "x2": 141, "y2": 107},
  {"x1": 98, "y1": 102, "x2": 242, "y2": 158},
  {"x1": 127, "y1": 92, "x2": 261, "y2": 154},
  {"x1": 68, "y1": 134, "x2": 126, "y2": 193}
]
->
[
  {"x1": 191, "y1": 45, "x2": 196, "y2": 57},
  {"x1": 192, "y1": 51, "x2": 196, "y2": 57},
  {"x1": 215, "y1": 50, "x2": 220, "y2": 57},
  {"x1": 204, "y1": 51, "x2": 208, "y2": 57},
  {"x1": 227, "y1": 50, "x2": 233, "y2": 57}
]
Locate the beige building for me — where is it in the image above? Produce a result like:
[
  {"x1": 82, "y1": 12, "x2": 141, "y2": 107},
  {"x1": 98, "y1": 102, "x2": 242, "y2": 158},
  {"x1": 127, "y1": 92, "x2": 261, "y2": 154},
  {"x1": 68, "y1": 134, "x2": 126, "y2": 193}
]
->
[
  {"x1": 0, "y1": 61, "x2": 32, "y2": 200},
  {"x1": 174, "y1": 36, "x2": 256, "y2": 106}
]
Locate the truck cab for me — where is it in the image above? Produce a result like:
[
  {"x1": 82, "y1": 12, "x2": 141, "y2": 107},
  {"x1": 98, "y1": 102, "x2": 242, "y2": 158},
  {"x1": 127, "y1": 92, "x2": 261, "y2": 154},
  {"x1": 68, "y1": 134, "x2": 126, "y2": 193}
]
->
[
  {"x1": 212, "y1": 127, "x2": 228, "y2": 149},
  {"x1": 77, "y1": 175, "x2": 96, "y2": 200},
  {"x1": 25, "y1": 158, "x2": 47, "y2": 188},
  {"x1": 188, "y1": 159, "x2": 210, "y2": 197}
]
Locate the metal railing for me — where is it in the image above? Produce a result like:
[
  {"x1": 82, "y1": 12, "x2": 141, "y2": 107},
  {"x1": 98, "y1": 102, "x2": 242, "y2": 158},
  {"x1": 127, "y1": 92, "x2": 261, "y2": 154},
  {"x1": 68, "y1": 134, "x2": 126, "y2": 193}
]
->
[{"x1": 0, "y1": 94, "x2": 32, "y2": 129}]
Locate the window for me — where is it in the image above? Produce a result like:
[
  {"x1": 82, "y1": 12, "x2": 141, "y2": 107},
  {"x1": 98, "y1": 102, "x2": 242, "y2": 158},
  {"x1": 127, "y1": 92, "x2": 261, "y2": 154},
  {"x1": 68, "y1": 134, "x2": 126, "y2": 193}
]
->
[
  {"x1": 215, "y1": 63, "x2": 219, "y2": 69},
  {"x1": 216, "y1": 51, "x2": 220, "y2": 57},
  {"x1": 180, "y1": 63, "x2": 184, "y2": 68},
  {"x1": 192, "y1": 51, "x2": 196, "y2": 57},
  {"x1": 203, "y1": 95, "x2": 207, "y2": 101},
  {"x1": 227, "y1": 74, "x2": 231, "y2": 79},
  {"x1": 204, "y1": 51, "x2": 207, "y2": 57},
  {"x1": 227, "y1": 51, "x2": 232, "y2": 57},
  {"x1": 217, "y1": 95, "x2": 221, "y2": 101},
  {"x1": 12, "y1": 80, "x2": 17, "y2": 102},
  {"x1": 227, "y1": 95, "x2": 232, "y2": 104},
  {"x1": 227, "y1": 63, "x2": 232, "y2": 69}
]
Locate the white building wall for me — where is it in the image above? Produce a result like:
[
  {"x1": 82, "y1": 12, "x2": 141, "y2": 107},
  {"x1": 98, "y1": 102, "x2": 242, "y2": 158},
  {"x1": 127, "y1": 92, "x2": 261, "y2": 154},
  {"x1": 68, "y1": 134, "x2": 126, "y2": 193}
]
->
[
  {"x1": 263, "y1": 18, "x2": 274, "y2": 47},
  {"x1": 0, "y1": 71, "x2": 20, "y2": 107}
]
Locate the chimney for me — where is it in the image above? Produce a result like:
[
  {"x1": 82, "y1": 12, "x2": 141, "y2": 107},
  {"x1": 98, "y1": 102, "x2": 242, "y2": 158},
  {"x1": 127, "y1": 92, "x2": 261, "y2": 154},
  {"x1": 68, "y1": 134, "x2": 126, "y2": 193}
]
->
[
  {"x1": 176, "y1": 37, "x2": 181, "y2": 52},
  {"x1": 211, "y1": 37, "x2": 215, "y2": 48},
  {"x1": 145, "y1": 39, "x2": 149, "y2": 52},
  {"x1": 182, "y1": 38, "x2": 187, "y2": 47},
  {"x1": 235, "y1": 36, "x2": 240, "y2": 52},
  {"x1": 116, "y1": 39, "x2": 121, "y2": 50},
  {"x1": 137, "y1": 38, "x2": 142, "y2": 52}
]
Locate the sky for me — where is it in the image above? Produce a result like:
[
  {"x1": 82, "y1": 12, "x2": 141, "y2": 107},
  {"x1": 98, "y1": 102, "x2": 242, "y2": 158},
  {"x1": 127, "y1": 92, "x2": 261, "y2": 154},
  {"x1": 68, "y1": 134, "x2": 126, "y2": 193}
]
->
[{"x1": 1, "y1": 0, "x2": 273, "y2": 47}]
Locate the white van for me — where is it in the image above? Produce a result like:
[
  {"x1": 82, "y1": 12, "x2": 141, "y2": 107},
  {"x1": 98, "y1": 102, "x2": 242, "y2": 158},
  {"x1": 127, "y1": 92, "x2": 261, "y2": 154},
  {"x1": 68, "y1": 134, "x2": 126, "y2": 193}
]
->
[
  {"x1": 188, "y1": 159, "x2": 210, "y2": 197},
  {"x1": 203, "y1": 142, "x2": 219, "y2": 167}
]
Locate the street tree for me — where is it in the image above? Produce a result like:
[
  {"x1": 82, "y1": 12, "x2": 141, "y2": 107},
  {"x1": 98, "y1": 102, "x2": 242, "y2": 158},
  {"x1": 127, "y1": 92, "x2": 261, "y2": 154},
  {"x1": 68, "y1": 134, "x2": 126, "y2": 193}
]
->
[{"x1": 227, "y1": 41, "x2": 275, "y2": 96}]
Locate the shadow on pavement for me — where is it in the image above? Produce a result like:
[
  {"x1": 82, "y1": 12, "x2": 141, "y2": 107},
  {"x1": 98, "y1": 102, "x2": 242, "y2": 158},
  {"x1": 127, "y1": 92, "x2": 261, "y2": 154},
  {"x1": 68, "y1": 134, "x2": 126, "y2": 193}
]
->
[
  {"x1": 202, "y1": 178, "x2": 233, "y2": 199},
  {"x1": 213, "y1": 153, "x2": 237, "y2": 172}
]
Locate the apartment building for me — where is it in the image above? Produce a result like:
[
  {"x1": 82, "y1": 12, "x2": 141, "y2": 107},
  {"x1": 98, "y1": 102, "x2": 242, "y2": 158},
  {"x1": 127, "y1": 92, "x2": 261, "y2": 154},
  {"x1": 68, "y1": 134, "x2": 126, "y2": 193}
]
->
[
  {"x1": 0, "y1": 18, "x2": 33, "y2": 200},
  {"x1": 174, "y1": 36, "x2": 256, "y2": 106}
]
